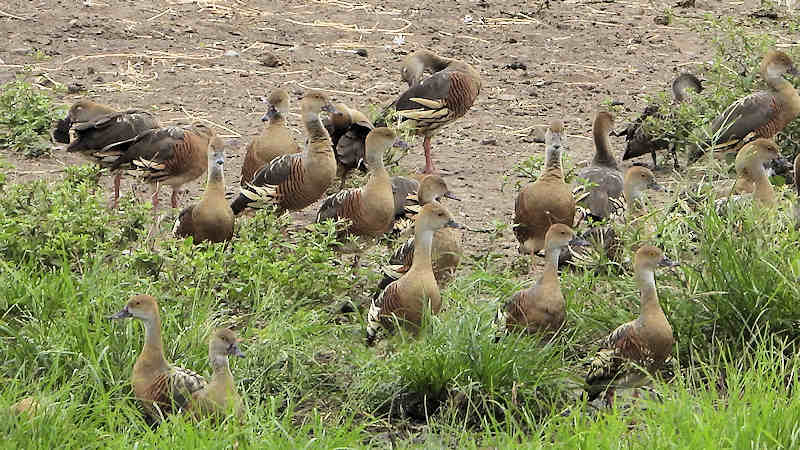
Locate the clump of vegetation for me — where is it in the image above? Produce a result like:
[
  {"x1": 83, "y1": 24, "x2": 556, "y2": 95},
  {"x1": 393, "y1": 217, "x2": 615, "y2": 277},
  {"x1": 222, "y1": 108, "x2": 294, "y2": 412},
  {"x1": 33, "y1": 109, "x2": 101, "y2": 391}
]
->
[{"x1": 0, "y1": 80, "x2": 64, "y2": 158}]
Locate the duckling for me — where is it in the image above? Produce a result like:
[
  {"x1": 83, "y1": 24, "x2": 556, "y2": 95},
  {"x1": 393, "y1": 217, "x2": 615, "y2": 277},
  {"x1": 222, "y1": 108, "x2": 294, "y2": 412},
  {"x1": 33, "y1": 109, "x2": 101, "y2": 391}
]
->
[
  {"x1": 173, "y1": 136, "x2": 234, "y2": 243},
  {"x1": 575, "y1": 112, "x2": 623, "y2": 222},
  {"x1": 585, "y1": 245, "x2": 679, "y2": 407},
  {"x1": 393, "y1": 49, "x2": 482, "y2": 174},
  {"x1": 615, "y1": 73, "x2": 702, "y2": 169},
  {"x1": 323, "y1": 103, "x2": 374, "y2": 189},
  {"x1": 366, "y1": 203, "x2": 463, "y2": 345},
  {"x1": 690, "y1": 50, "x2": 800, "y2": 162},
  {"x1": 560, "y1": 166, "x2": 663, "y2": 268},
  {"x1": 514, "y1": 121, "x2": 576, "y2": 256},
  {"x1": 55, "y1": 99, "x2": 161, "y2": 208},
  {"x1": 104, "y1": 123, "x2": 217, "y2": 210},
  {"x1": 374, "y1": 175, "x2": 462, "y2": 294},
  {"x1": 497, "y1": 224, "x2": 587, "y2": 336},
  {"x1": 231, "y1": 91, "x2": 337, "y2": 214},
  {"x1": 190, "y1": 328, "x2": 245, "y2": 420},
  {"x1": 109, "y1": 295, "x2": 206, "y2": 421},
  {"x1": 315, "y1": 127, "x2": 396, "y2": 240},
  {"x1": 241, "y1": 89, "x2": 300, "y2": 186}
]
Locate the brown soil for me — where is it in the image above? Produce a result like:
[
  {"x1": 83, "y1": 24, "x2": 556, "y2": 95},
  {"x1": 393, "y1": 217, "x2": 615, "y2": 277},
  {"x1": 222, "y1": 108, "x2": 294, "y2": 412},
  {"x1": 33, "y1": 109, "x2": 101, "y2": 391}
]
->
[{"x1": 0, "y1": 0, "x2": 770, "y2": 267}]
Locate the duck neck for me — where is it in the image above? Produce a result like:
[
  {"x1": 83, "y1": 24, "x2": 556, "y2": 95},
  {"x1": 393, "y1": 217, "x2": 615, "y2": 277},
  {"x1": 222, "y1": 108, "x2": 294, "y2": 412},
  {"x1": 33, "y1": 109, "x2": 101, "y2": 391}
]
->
[
  {"x1": 753, "y1": 172, "x2": 775, "y2": 205},
  {"x1": 303, "y1": 108, "x2": 328, "y2": 145},
  {"x1": 764, "y1": 67, "x2": 794, "y2": 94},
  {"x1": 205, "y1": 164, "x2": 225, "y2": 197},
  {"x1": 268, "y1": 113, "x2": 286, "y2": 127},
  {"x1": 636, "y1": 268, "x2": 662, "y2": 318},
  {"x1": 140, "y1": 314, "x2": 167, "y2": 367},
  {"x1": 542, "y1": 246, "x2": 561, "y2": 279},
  {"x1": 623, "y1": 185, "x2": 644, "y2": 209},
  {"x1": 209, "y1": 353, "x2": 235, "y2": 388},
  {"x1": 544, "y1": 146, "x2": 563, "y2": 175},
  {"x1": 592, "y1": 126, "x2": 617, "y2": 169},
  {"x1": 411, "y1": 228, "x2": 435, "y2": 271}
]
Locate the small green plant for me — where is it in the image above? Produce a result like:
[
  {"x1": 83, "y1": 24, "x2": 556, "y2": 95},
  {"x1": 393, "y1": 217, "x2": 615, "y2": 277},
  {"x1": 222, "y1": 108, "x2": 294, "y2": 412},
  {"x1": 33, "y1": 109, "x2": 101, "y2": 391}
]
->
[{"x1": 0, "y1": 80, "x2": 63, "y2": 158}]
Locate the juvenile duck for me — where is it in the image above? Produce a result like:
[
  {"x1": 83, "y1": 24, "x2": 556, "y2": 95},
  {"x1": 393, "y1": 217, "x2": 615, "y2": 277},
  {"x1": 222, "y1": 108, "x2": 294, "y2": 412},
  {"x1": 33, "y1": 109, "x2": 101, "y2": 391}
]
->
[
  {"x1": 104, "y1": 123, "x2": 217, "y2": 210},
  {"x1": 394, "y1": 49, "x2": 481, "y2": 174},
  {"x1": 190, "y1": 328, "x2": 245, "y2": 420},
  {"x1": 173, "y1": 136, "x2": 234, "y2": 243},
  {"x1": 241, "y1": 89, "x2": 301, "y2": 186},
  {"x1": 231, "y1": 91, "x2": 337, "y2": 214},
  {"x1": 366, "y1": 203, "x2": 462, "y2": 345},
  {"x1": 497, "y1": 224, "x2": 586, "y2": 336},
  {"x1": 585, "y1": 245, "x2": 679, "y2": 407},
  {"x1": 55, "y1": 99, "x2": 161, "y2": 208},
  {"x1": 324, "y1": 103, "x2": 374, "y2": 188},
  {"x1": 732, "y1": 138, "x2": 781, "y2": 207},
  {"x1": 690, "y1": 51, "x2": 800, "y2": 162},
  {"x1": 109, "y1": 295, "x2": 206, "y2": 421},
  {"x1": 315, "y1": 127, "x2": 396, "y2": 240},
  {"x1": 623, "y1": 165, "x2": 665, "y2": 215},
  {"x1": 616, "y1": 73, "x2": 702, "y2": 169},
  {"x1": 575, "y1": 112, "x2": 623, "y2": 222},
  {"x1": 514, "y1": 121, "x2": 575, "y2": 255}
]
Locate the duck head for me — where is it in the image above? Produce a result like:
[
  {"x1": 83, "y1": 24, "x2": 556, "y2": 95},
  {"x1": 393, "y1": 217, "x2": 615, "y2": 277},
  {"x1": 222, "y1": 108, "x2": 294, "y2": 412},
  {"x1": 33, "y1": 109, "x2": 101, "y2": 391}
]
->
[
  {"x1": 418, "y1": 175, "x2": 460, "y2": 204},
  {"x1": 362, "y1": 127, "x2": 396, "y2": 171},
  {"x1": 635, "y1": 245, "x2": 679, "y2": 273},
  {"x1": 209, "y1": 328, "x2": 245, "y2": 359},
  {"x1": 671, "y1": 73, "x2": 703, "y2": 103},
  {"x1": 761, "y1": 50, "x2": 799, "y2": 80},
  {"x1": 624, "y1": 166, "x2": 664, "y2": 204},
  {"x1": 301, "y1": 90, "x2": 335, "y2": 115},
  {"x1": 261, "y1": 89, "x2": 291, "y2": 122},
  {"x1": 416, "y1": 202, "x2": 463, "y2": 233},
  {"x1": 109, "y1": 294, "x2": 160, "y2": 322}
]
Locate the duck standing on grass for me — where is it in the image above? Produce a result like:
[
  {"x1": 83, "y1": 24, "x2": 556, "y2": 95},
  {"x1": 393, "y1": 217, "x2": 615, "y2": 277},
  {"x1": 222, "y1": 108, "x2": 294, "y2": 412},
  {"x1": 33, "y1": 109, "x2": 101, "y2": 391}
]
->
[{"x1": 585, "y1": 246, "x2": 679, "y2": 408}]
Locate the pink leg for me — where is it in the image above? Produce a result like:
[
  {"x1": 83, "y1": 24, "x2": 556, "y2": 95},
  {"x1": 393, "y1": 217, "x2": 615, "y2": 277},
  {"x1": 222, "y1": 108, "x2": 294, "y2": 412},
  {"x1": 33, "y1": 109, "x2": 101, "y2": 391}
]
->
[
  {"x1": 422, "y1": 135, "x2": 437, "y2": 174},
  {"x1": 605, "y1": 388, "x2": 616, "y2": 408},
  {"x1": 111, "y1": 173, "x2": 121, "y2": 209},
  {"x1": 151, "y1": 182, "x2": 161, "y2": 211},
  {"x1": 171, "y1": 188, "x2": 179, "y2": 209}
]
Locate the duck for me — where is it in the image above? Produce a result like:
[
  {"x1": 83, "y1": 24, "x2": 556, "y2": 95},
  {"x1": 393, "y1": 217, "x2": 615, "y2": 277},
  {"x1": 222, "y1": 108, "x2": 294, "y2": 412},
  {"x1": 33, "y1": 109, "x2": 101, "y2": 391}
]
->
[
  {"x1": 585, "y1": 245, "x2": 679, "y2": 407},
  {"x1": 689, "y1": 50, "x2": 800, "y2": 163},
  {"x1": 189, "y1": 328, "x2": 245, "y2": 420},
  {"x1": 574, "y1": 111, "x2": 624, "y2": 222},
  {"x1": 730, "y1": 138, "x2": 781, "y2": 207},
  {"x1": 240, "y1": 89, "x2": 301, "y2": 186},
  {"x1": 103, "y1": 123, "x2": 217, "y2": 210},
  {"x1": 323, "y1": 103, "x2": 374, "y2": 189},
  {"x1": 109, "y1": 295, "x2": 206, "y2": 421},
  {"x1": 315, "y1": 127, "x2": 396, "y2": 240},
  {"x1": 55, "y1": 99, "x2": 161, "y2": 208},
  {"x1": 560, "y1": 166, "x2": 663, "y2": 268},
  {"x1": 231, "y1": 91, "x2": 337, "y2": 215},
  {"x1": 615, "y1": 73, "x2": 703, "y2": 170},
  {"x1": 391, "y1": 174, "x2": 459, "y2": 235},
  {"x1": 374, "y1": 175, "x2": 462, "y2": 295},
  {"x1": 393, "y1": 49, "x2": 481, "y2": 174},
  {"x1": 497, "y1": 224, "x2": 587, "y2": 336},
  {"x1": 365, "y1": 202, "x2": 462, "y2": 345},
  {"x1": 173, "y1": 136, "x2": 234, "y2": 243},
  {"x1": 390, "y1": 175, "x2": 422, "y2": 220},
  {"x1": 514, "y1": 120, "x2": 576, "y2": 256}
]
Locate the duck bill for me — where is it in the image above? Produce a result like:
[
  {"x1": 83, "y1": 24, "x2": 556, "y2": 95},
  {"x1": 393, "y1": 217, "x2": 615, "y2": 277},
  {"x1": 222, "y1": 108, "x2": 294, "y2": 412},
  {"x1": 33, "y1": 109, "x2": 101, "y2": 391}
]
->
[
  {"x1": 229, "y1": 343, "x2": 245, "y2": 358},
  {"x1": 648, "y1": 181, "x2": 665, "y2": 192},
  {"x1": 445, "y1": 219, "x2": 464, "y2": 229},
  {"x1": 444, "y1": 192, "x2": 461, "y2": 201},
  {"x1": 109, "y1": 306, "x2": 132, "y2": 320},
  {"x1": 321, "y1": 103, "x2": 335, "y2": 113},
  {"x1": 261, "y1": 105, "x2": 278, "y2": 122},
  {"x1": 659, "y1": 256, "x2": 680, "y2": 267}
]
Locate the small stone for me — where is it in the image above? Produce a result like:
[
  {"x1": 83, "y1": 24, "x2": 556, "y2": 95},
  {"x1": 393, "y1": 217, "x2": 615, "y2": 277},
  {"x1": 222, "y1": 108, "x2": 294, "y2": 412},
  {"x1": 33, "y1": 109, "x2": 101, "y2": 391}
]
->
[
  {"x1": 258, "y1": 52, "x2": 281, "y2": 67},
  {"x1": 224, "y1": 49, "x2": 239, "y2": 57},
  {"x1": 504, "y1": 61, "x2": 527, "y2": 71},
  {"x1": 481, "y1": 138, "x2": 498, "y2": 146},
  {"x1": 11, "y1": 48, "x2": 31, "y2": 55},
  {"x1": 69, "y1": 19, "x2": 79, "y2": 27},
  {"x1": 87, "y1": 67, "x2": 95, "y2": 75},
  {"x1": 67, "y1": 83, "x2": 84, "y2": 94},
  {"x1": 355, "y1": 48, "x2": 368, "y2": 57}
]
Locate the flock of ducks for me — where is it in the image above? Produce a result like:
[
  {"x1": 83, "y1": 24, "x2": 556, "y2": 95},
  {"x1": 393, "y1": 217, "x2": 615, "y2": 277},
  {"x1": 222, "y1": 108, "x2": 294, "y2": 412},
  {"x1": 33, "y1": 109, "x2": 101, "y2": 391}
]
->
[{"x1": 24, "y1": 47, "x2": 800, "y2": 419}]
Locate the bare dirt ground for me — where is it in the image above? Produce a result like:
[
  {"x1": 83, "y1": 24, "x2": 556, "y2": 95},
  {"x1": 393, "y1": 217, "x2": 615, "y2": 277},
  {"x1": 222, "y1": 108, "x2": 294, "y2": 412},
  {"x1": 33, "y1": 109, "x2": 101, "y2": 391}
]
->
[{"x1": 0, "y1": 0, "x2": 771, "y2": 267}]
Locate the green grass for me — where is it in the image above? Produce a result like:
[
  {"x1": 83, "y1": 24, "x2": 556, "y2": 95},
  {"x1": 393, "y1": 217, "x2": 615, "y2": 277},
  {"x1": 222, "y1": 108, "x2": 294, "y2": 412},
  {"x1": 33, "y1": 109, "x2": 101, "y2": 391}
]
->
[
  {"x1": 0, "y1": 79, "x2": 64, "y2": 158},
  {"x1": 5, "y1": 15, "x2": 800, "y2": 450}
]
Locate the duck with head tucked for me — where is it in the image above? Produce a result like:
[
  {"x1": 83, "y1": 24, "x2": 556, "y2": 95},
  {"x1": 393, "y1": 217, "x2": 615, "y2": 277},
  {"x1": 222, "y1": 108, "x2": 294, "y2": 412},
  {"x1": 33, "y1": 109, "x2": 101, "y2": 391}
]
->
[
  {"x1": 497, "y1": 224, "x2": 587, "y2": 336},
  {"x1": 585, "y1": 245, "x2": 679, "y2": 407},
  {"x1": 173, "y1": 136, "x2": 234, "y2": 244},
  {"x1": 323, "y1": 103, "x2": 374, "y2": 189},
  {"x1": 690, "y1": 50, "x2": 800, "y2": 163},
  {"x1": 189, "y1": 328, "x2": 245, "y2": 420},
  {"x1": 393, "y1": 49, "x2": 481, "y2": 174},
  {"x1": 240, "y1": 88, "x2": 301, "y2": 187},
  {"x1": 514, "y1": 121, "x2": 576, "y2": 256},
  {"x1": 615, "y1": 73, "x2": 703, "y2": 170},
  {"x1": 54, "y1": 99, "x2": 161, "y2": 208},
  {"x1": 109, "y1": 295, "x2": 206, "y2": 421},
  {"x1": 366, "y1": 202, "x2": 463, "y2": 346},
  {"x1": 231, "y1": 91, "x2": 337, "y2": 215}
]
